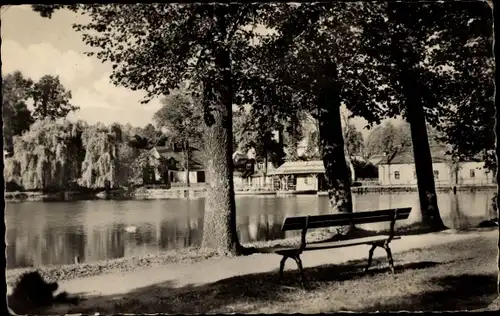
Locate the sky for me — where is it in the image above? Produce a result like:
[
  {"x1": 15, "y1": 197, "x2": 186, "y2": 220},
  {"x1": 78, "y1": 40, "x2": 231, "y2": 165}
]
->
[{"x1": 1, "y1": 5, "x2": 399, "y2": 137}]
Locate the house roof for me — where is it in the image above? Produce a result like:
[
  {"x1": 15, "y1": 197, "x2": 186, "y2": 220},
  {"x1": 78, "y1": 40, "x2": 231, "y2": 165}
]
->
[
  {"x1": 268, "y1": 160, "x2": 325, "y2": 176},
  {"x1": 232, "y1": 151, "x2": 247, "y2": 161},
  {"x1": 368, "y1": 154, "x2": 386, "y2": 165},
  {"x1": 378, "y1": 146, "x2": 450, "y2": 165}
]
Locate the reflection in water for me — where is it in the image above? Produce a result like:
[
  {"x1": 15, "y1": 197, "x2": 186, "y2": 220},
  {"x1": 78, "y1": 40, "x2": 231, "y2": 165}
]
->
[
  {"x1": 448, "y1": 194, "x2": 470, "y2": 230},
  {"x1": 5, "y1": 190, "x2": 495, "y2": 268}
]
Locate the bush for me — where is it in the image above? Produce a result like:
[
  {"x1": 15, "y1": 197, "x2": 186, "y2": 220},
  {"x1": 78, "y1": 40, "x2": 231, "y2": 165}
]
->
[{"x1": 5, "y1": 181, "x2": 24, "y2": 192}]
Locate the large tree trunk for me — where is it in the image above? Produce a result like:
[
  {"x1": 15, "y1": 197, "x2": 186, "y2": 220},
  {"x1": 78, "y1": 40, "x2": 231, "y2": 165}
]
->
[
  {"x1": 388, "y1": 2, "x2": 446, "y2": 232},
  {"x1": 200, "y1": 10, "x2": 246, "y2": 255},
  {"x1": 201, "y1": 49, "x2": 240, "y2": 254},
  {"x1": 316, "y1": 66, "x2": 354, "y2": 233},
  {"x1": 492, "y1": 0, "x2": 500, "y2": 297},
  {"x1": 403, "y1": 77, "x2": 447, "y2": 231}
]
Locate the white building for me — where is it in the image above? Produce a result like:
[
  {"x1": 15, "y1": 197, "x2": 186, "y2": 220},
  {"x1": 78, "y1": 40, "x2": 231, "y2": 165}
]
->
[{"x1": 377, "y1": 150, "x2": 495, "y2": 186}]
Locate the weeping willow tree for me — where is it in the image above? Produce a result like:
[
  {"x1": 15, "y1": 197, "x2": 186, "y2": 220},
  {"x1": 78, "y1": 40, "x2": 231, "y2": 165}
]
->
[
  {"x1": 79, "y1": 123, "x2": 122, "y2": 189},
  {"x1": 4, "y1": 157, "x2": 22, "y2": 188},
  {"x1": 6, "y1": 119, "x2": 85, "y2": 190}
]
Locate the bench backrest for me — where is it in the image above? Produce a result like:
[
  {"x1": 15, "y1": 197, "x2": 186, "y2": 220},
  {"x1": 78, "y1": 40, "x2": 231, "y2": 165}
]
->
[{"x1": 281, "y1": 207, "x2": 412, "y2": 231}]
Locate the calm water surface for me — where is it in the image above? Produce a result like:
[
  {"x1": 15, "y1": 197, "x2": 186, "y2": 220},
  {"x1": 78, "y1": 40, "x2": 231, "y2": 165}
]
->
[{"x1": 5, "y1": 191, "x2": 496, "y2": 269}]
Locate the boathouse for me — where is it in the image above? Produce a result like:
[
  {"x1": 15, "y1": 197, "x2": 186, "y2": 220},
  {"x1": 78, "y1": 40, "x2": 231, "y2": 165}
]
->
[{"x1": 268, "y1": 160, "x2": 327, "y2": 192}]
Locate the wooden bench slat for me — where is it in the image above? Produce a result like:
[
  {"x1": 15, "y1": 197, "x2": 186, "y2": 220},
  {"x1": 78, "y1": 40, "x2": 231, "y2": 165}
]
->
[
  {"x1": 284, "y1": 214, "x2": 405, "y2": 230},
  {"x1": 282, "y1": 208, "x2": 411, "y2": 225},
  {"x1": 305, "y1": 235, "x2": 400, "y2": 250},
  {"x1": 281, "y1": 207, "x2": 412, "y2": 231},
  {"x1": 258, "y1": 235, "x2": 401, "y2": 254}
]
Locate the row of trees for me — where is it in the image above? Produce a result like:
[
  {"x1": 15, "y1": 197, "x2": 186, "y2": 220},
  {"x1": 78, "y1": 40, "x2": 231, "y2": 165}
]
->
[
  {"x1": 2, "y1": 71, "x2": 77, "y2": 153},
  {"x1": 32, "y1": 3, "x2": 494, "y2": 255},
  {"x1": 4, "y1": 119, "x2": 156, "y2": 191},
  {"x1": 2, "y1": 68, "x2": 212, "y2": 190}
]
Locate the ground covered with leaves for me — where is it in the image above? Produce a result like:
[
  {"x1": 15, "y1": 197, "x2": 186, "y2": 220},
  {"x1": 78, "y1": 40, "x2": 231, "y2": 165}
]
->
[
  {"x1": 5, "y1": 247, "x2": 221, "y2": 288},
  {"x1": 19, "y1": 229, "x2": 498, "y2": 314}
]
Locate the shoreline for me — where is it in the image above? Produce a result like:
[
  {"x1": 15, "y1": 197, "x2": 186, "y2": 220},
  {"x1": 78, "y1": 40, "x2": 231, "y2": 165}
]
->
[
  {"x1": 8, "y1": 229, "x2": 497, "y2": 314},
  {"x1": 6, "y1": 226, "x2": 496, "y2": 288},
  {"x1": 4, "y1": 228, "x2": 343, "y2": 287},
  {"x1": 5, "y1": 184, "x2": 496, "y2": 203}
]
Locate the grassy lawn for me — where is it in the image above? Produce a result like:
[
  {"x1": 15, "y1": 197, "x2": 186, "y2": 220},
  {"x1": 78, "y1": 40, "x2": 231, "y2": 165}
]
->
[{"x1": 31, "y1": 230, "x2": 498, "y2": 314}]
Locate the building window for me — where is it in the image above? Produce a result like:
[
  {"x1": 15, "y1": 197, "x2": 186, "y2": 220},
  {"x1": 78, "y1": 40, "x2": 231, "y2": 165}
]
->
[
  {"x1": 413, "y1": 171, "x2": 417, "y2": 179},
  {"x1": 433, "y1": 170, "x2": 439, "y2": 179},
  {"x1": 394, "y1": 171, "x2": 400, "y2": 180},
  {"x1": 470, "y1": 169, "x2": 475, "y2": 178},
  {"x1": 304, "y1": 177, "x2": 308, "y2": 184}
]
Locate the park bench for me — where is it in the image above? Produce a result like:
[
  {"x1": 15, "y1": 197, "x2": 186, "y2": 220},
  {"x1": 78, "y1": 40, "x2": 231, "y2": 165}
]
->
[{"x1": 258, "y1": 207, "x2": 412, "y2": 287}]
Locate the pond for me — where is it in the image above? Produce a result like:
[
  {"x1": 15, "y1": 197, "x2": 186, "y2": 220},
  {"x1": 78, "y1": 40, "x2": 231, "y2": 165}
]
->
[{"x1": 5, "y1": 190, "x2": 496, "y2": 269}]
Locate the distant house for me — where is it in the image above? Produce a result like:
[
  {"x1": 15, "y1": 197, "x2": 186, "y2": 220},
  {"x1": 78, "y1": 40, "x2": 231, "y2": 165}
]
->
[
  {"x1": 149, "y1": 145, "x2": 205, "y2": 185},
  {"x1": 377, "y1": 148, "x2": 495, "y2": 186},
  {"x1": 233, "y1": 152, "x2": 275, "y2": 190},
  {"x1": 248, "y1": 162, "x2": 275, "y2": 189}
]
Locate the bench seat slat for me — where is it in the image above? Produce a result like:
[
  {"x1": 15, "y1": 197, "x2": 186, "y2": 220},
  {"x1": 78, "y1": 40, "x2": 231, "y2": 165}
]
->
[
  {"x1": 258, "y1": 235, "x2": 401, "y2": 254},
  {"x1": 284, "y1": 215, "x2": 404, "y2": 230},
  {"x1": 282, "y1": 207, "x2": 412, "y2": 231},
  {"x1": 305, "y1": 235, "x2": 400, "y2": 250}
]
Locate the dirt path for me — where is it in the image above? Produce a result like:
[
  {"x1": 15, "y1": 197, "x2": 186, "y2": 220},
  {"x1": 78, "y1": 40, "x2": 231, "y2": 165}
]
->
[{"x1": 48, "y1": 229, "x2": 492, "y2": 298}]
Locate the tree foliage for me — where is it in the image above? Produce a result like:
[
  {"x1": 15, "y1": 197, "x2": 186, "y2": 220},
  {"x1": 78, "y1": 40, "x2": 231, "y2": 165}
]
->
[
  {"x1": 154, "y1": 88, "x2": 204, "y2": 155},
  {"x1": 357, "y1": 1, "x2": 492, "y2": 231},
  {"x1": 31, "y1": 75, "x2": 78, "y2": 120},
  {"x1": 245, "y1": 2, "x2": 372, "y2": 219},
  {"x1": 79, "y1": 123, "x2": 122, "y2": 189},
  {"x1": 5, "y1": 119, "x2": 146, "y2": 190},
  {"x1": 365, "y1": 122, "x2": 412, "y2": 161},
  {"x1": 2, "y1": 71, "x2": 35, "y2": 152},
  {"x1": 154, "y1": 88, "x2": 205, "y2": 186},
  {"x1": 357, "y1": 2, "x2": 492, "y2": 160},
  {"x1": 6, "y1": 119, "x2": 85, "y2": 191},
  {"x1": 32, "y1": 3, "x2": 280, "y2": 254},
  {"x1": 233, "y1": 107, "x2": 285, "y2": 168},
  {"x1": 343, "y1": 122, "x2": 364, "y2": 158},
  {"x1": 31, "y1": 3, "x2": 493, "y2": 239},
  {"x1": 282, "y1": 113, "x2": 304, "y2": 162}
]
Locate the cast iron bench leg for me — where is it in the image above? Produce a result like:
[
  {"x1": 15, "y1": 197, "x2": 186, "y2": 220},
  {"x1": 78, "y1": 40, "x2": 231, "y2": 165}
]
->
[
  {"x1": 278, "y1": 255, "x2": 288, "y2": 283},
  {"x1": 383, "y1": 245, "x2": 395, "y2": 274},
  {"x1": 292, "y1": 255, "x2": 307, "y2": 289},
  {"x1": 365, "y1": 244, "x2": 378, "y2": 272}
]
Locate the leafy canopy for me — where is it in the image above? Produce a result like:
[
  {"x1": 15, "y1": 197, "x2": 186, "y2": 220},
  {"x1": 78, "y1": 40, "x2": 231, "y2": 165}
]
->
[
  {"x1": 2, "y1": 71, "x2": 35, "y2": 152},
  {"x1": 31, "y1": 75, "x2": 78, "y2": 120}
]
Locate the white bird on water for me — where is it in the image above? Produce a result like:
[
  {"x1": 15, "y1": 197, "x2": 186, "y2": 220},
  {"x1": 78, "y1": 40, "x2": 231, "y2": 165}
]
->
[{"x1": 125, "y1": 225, "x2": 137, "y2": 233}]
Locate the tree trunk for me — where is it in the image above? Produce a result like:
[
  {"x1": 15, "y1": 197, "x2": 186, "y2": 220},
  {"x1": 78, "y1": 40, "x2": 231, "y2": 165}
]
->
[
  {"x1": 388, "y1": 2, "x2": 446, "y2": 232},
  {"x1": 316, "y1": 66, "x2": 354, "y2": 233},
  {"x1": 403, "y1": 78, "x2": 447, "y2": 231},
  {"x1": 200, "y1": 12, "x2": 242, "y2": 254},
  {"x1": 185, "y1": 140, "x2": 190, "y2": 188},
  {"x1": 264, "y1": 151, "x2": 268, "y2": 187},
  {"x1": 344, "y1": 146, "x2": 355, "y2": 184}
]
